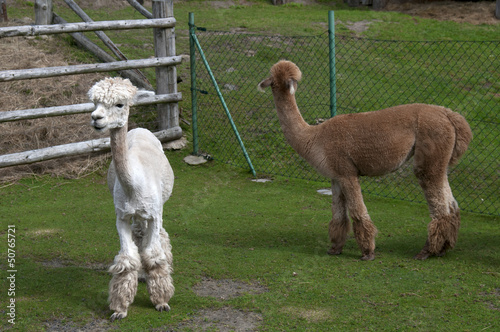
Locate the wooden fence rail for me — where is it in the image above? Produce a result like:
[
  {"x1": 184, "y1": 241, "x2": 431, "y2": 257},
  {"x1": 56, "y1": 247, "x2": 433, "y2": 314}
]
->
[
  {"x1": 0, "y1": 56, "x2": 182, "y2": 82},
  {"x1": 0, "y1": 0, "x2": 182, "y2": 169},
  {"x1": 0, "y1": 17, "x2": 175, "y2": 37},
  {"x1": 0, "y1": 93, "x2": 183, "y2": 122},
  {"x1": 0, "y1": 127, "x2": 183, "y2": 168}
]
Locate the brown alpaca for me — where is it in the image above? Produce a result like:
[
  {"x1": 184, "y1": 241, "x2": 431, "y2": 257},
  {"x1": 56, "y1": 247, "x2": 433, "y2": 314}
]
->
[{"x1": 258, "y1": 60, "x2": 472, "y2": 260}]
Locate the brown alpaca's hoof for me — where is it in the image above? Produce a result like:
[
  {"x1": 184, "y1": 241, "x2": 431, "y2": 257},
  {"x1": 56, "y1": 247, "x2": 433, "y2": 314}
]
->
[
  {"x1": 415, "y1": 246, "x2": 448, "y2": 260},
  {"x1": 435, "y1": 249, "x2": 447, "y2": 257},
  {"x1": 414, "y1": 250, "x2": 430, "y2": 260},
  {"x1": 327, "y1": 247, "x2": 343, "y2": 255},
  {"x1": 360, "y1": 253, "x2": 375, "y2": 261}
]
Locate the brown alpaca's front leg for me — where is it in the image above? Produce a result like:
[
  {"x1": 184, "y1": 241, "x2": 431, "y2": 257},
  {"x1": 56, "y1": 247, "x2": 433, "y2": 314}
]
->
[
  {"x1": 339, "y1": 177, "x2": 378, "y2": 261},
  {"x1": 328, "y1": 180, "x2": 350, "y2": 255}
]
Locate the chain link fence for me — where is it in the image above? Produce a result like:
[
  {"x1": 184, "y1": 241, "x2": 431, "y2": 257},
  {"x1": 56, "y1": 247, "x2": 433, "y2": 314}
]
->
[{"x1": 192, "y1": 29, "x2": 499, "y2": 216}]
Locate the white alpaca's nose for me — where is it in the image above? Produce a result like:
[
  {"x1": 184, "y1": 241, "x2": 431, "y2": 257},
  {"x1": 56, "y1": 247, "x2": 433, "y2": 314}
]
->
[
  {"x1": 91, "y1": 104, "x2": 106, "y2": 121},
  {"x1": 91, "y1": 105, "x2": 107, "y2": 131},
  {"x1": 91, "y1": 112, "x2": 103, "y2": 121}
]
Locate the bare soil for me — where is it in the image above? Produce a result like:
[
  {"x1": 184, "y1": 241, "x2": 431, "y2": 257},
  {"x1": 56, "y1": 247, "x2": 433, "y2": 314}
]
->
[
  {"x1": 384, "y1": 1, "x2": 499, "y2": 25},
  {"x1": 161, "y1": 278, "x2": 267, "y2": 331},
  {"x1": 192, "y1": 277, "x2": 268, "y2": 300},
  {"x1": 172, "y1": 307, "x2": 263, "y2": 332}
]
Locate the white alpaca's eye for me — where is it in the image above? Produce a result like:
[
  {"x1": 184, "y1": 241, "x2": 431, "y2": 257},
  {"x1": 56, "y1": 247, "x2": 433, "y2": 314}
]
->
[{"x1": 116, "y1": 104, "x2": 124, "y2": 108}]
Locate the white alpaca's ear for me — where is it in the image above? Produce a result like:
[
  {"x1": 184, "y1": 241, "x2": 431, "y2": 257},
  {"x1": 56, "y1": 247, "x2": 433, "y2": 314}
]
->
[
  {"x1": 288, "y1": 79, "x2": 297, "y2": 95},
  {"x1": 257, "y1": 78, "x2": 272, "y2": 92}
]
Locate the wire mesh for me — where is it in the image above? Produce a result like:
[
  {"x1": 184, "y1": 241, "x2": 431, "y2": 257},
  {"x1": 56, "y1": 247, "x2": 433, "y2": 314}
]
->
[{"x1": 193, "y1": 29, "x2": 499, "y2": 216}]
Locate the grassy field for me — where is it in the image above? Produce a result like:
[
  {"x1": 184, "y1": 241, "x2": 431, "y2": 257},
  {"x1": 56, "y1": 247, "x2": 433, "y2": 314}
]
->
[
  {"x1": 1, "y1": 0, "x2": 499, "y2": 330},
  {"x1": 1, "y1": 149, "x2": 499, "y2": 331}
]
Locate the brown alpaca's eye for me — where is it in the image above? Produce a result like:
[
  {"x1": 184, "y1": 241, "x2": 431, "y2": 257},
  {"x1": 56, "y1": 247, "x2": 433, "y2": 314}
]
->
[{"x1": 116, "y1": 104, "x2": 124, "y2": 108}]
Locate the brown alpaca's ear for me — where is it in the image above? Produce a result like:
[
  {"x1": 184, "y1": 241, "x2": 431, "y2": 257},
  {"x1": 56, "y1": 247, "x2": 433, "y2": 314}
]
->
[
  {"x1": 288, "y1": 79, "x2": 298, "y2": 95},
  {"x1": 257, "y1": 78, "x2": 272, "y2": 92}
]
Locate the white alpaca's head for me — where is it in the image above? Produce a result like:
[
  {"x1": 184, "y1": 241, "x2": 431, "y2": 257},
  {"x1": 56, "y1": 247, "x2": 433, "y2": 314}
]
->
[{"x1": 88, "y1": 77, "x2": 138, "y2": 132}]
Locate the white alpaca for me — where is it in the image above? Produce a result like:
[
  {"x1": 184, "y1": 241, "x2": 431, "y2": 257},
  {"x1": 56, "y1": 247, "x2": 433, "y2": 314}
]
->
[{"x1": 88, "y1": 77, "x2": 174, "y2": 321}]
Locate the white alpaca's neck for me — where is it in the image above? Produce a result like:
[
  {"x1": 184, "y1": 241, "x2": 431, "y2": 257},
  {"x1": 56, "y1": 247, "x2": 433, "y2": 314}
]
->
[{"x1": 109, "y1": 123, "x2": 134, "y2": 194}]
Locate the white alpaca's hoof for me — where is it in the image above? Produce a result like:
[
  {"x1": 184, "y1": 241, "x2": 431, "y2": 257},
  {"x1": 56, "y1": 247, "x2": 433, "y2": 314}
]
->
[
  {"x1": 110, "y1": 311, "x2": 127, "y2": 321},
  {"x1": 155, "y1": 303, "x2": 171, "y2": 312}
]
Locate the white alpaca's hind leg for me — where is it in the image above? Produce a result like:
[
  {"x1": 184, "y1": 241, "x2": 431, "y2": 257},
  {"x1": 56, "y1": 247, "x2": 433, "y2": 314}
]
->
[
  {"x1": 160, "y1": 227, "x2": 173, "y2": 267},
  {"x1": 131, "y1": 221, "x2": 147, "y2": 282},
  {"x1": 108, "y1": 216, "x2": 141, "y2": 321},
  {"x1": 141, "y1": 217, "x2": 174, "y2": 312}
]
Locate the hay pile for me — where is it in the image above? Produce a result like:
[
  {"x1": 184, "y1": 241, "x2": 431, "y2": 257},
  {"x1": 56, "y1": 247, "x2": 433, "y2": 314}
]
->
[{"x1": 0, "y1": 25, "x2": 110, "y2": 183}]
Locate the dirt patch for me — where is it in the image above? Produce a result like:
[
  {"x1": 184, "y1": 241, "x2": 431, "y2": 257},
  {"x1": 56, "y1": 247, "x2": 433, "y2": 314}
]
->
[
  {"x1": 26, "y1": 228, "x2": 64, "y2": 238},
  {"x1": 384, "y1": 1, "x2": 499, "y2": 25},
  {"x1": 479, "y1": 288, "x2": 500, "y2": 311},
  {"x1": 172, "y1": 307, "x2": 263, "y2": 332},
  {"x1": 192, "y1": 277, "x2": 268, "y2": 300},
  {"x1": 209, "y1": 0, "x2": 236, "y2": 9},
  {"x1": 338, "y1": 19, "x2": 383, "y2": 33},
  {"x1": 163, "y1": 278, "x2": 268, "y2": 331}
]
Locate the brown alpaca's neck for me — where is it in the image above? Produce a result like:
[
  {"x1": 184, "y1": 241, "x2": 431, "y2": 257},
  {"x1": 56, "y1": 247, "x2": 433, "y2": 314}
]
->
[
  {"x1": 274, "y1": 93, "x2": 312, "y2": 155},
  {"x1": 109, "y1": 124, "x2": 134, "y2": 193}
]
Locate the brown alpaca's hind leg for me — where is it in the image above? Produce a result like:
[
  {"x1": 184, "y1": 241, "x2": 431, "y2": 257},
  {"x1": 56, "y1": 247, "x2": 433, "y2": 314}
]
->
[
  {"x1": 339, "y1": 177, "x2": 378, "y2": 261},
  {"x1": 328, "y1": 180, "x2": 350, "y2": 255},
  {"x1": 414, "y1": 149, "x2": 460, "y2": 259}
]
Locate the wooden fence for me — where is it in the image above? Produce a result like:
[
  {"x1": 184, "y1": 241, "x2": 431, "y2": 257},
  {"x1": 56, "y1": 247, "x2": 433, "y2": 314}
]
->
[{"x1": 0, "y1": 0, "x2": 182, "y2": 168}]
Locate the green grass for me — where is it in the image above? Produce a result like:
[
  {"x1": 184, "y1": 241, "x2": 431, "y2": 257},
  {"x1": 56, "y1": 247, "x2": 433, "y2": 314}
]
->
[{"x1": 0, "y1": 150, "x2": 499, "y2": 331}]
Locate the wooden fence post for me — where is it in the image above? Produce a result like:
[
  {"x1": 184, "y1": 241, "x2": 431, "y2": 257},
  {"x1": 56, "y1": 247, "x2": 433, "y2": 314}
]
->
[
  {"x1": 35, "y1": 0, "x2": 53, "y2": 25},
  {"x1": 0, "y1": 0, "x2": 7, "y2": 23},
  {"x1": 153, "y1": 0, "x2": 179, "y2": 130}
]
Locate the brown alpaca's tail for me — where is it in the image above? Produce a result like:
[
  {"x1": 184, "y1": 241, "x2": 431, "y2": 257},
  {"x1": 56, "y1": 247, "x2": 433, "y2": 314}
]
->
[{"x1": 444, "y1": 109, "x2": 473, "y2": 166}]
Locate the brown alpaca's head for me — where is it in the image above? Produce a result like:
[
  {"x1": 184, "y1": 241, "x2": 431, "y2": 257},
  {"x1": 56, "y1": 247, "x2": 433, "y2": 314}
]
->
[{"x1": 258, "y1": 60, "x2": 302, "y2": 95}]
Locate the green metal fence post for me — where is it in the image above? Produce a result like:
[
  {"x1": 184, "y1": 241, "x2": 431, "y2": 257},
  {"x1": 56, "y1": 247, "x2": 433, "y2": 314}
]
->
[
  {"x1": 189, "y1": 12, "x2": 199, "y2": 155},
  {"x1": 328, "y1": 10, "x2": 337, "y2": 118},
  {"x1": 190, "y1": 25, "x2": 257, "y2": 177}
]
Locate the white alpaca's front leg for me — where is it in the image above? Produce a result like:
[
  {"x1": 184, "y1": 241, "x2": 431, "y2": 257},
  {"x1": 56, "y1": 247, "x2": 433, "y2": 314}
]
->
[
  {"x1": 108, "y1": 215, "x2": 141, "y2": 321},
  {"x1": 141, "y1": 215, "x2": 174, "y2": 312}
]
